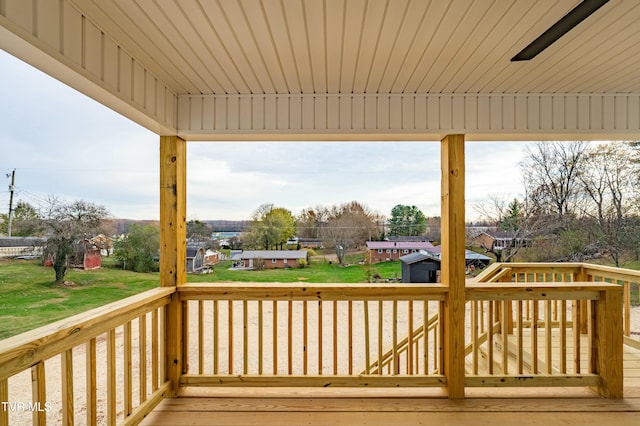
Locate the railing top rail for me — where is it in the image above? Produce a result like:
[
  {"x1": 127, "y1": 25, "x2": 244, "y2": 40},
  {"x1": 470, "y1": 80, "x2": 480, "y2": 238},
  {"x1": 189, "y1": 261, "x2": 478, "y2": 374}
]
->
[
  {"x1": 581, "y1": 263, "x2": 640, "y2": 281},
  {"x1": 466, "y1": 281, "x2": 621, "y2": 301},
  {"x1": 0, "y1": 286, "x2": 175, "y2": 380},
  {"x1": 178, "y1": 283, "x2": 449, "y2": 301},
  {"x1": 475, "y1": 262, "x2": 640, "y2": 283}
]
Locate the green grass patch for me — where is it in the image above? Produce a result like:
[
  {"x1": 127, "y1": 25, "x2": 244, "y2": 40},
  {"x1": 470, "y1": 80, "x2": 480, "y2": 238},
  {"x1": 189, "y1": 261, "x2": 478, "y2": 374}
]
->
[
  {"x1": 0, "y1": 258, "x2": 159, "y2": 339},
  {"x1": 188, "y1": 257, "x2": 401, "y2": 284},
  {"x1": 0, "y1": 256, "x2": 402, "y2": 339}
]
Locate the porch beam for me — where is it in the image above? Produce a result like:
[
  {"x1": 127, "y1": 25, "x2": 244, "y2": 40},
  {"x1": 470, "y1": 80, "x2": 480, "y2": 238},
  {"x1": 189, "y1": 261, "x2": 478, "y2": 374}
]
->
[
  {"x1": 440, "y1": 134, "x2": 466, "y2": 399},
  {"x1": 160, "y1": 135, "x2": 187, "y2": 396}
]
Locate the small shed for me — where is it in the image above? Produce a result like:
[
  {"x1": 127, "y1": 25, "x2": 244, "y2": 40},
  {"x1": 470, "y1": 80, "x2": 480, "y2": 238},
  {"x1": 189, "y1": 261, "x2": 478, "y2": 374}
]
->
[
  {"x1": 400, "y1": 250, "x2": 441, "y2": 283},
  {"x1": 69, "y1": 239, "x2": 102, "y2": 270},
  {"x1": 186, "y1": 245, "x2": 205, "y2": 273}
]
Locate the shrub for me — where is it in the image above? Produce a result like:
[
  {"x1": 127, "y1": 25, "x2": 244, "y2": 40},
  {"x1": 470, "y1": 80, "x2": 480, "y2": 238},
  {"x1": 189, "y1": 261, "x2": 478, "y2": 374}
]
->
[{"x1": 113, "y1": 224, "x2": 159, "y2": 272}]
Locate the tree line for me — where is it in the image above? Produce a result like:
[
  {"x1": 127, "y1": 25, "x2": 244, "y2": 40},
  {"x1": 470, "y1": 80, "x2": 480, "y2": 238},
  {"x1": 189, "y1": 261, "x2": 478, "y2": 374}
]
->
[
  {"x1": 7, "y1": 140, "x2": 638, "y2": 284},
  {"x1": 477, "y1": 141, "x2": 640, "y2": 266}
]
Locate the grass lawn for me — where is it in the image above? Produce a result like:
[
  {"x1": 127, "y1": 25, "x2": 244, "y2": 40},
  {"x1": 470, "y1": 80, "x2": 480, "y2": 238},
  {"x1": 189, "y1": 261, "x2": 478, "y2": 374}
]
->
[
  {"x1": 0, "y1": 254, "x2": 401, "y2": 339},
  {"x1": 0, "y1": 258, "x2": 159, "y2": 339}
]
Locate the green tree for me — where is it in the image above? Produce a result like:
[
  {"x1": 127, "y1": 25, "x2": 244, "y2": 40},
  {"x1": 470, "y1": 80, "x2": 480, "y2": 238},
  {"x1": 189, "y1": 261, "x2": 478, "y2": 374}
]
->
[
  {"x1": 42, "y1": 198, "x2": 109, "y2": 283},
  {"x1": 499, "y1": 198, "x2": 523, "y2": 233},
  {"x1": 187, "y1": 219, "x2": 211, "y2": 241},
  {"x1": 245, "y1": 204, "x2": 296, "y2": 250},
  {"x1": 389, "y1": 204, "x2": 427, "y2": 236},
  {"x1": 113, "y1": 224, "x2": 160, "y2": 272},
  {"x1": 0, "y1": 200, "x2": 42, "y2": 236}
]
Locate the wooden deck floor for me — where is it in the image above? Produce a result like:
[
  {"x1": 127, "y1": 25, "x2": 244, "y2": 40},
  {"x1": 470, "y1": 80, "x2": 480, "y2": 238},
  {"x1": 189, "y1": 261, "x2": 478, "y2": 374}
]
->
[
  {"x1": 141, "y1": 341, "x2": 640, "y2": 426},
  {"x1": 141, "y1": 388, "x2": 640, "y2": 425}
]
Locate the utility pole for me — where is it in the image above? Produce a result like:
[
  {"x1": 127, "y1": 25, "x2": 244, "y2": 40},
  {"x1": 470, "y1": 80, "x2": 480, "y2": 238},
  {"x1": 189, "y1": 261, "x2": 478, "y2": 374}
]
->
[{"x1": 7, "y1": 169, "x2": 15, "y2": 237}]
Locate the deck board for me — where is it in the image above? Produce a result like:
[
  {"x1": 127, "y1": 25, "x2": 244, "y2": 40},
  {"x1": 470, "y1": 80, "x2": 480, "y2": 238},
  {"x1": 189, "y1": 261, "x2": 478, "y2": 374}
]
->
[
  {"x1": 141, "y1": 411, "x2": 640, "y2": 426},
  {"x1": 140, "y1": 338, "x2": 640, "y2": 426}
]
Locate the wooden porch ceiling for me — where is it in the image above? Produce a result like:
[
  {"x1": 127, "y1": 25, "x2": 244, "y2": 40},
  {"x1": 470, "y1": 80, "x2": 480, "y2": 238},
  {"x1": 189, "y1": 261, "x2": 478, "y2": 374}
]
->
[{"x1": 2, "y1": 1, "x2": 640, "y2": 140}]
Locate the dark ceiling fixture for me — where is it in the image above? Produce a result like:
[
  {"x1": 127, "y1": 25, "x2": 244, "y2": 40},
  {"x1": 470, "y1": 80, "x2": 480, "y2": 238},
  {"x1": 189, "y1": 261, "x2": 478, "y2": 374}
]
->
[{"x1": 511, "y1": 0, "x2": 609, "y2": 61}]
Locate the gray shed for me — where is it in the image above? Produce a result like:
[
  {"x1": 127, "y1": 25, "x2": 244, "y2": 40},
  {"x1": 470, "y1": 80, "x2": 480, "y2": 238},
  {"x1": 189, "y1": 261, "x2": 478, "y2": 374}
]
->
[
  {"x1": 399, "y1": 250, "x2": 441, "y2": 283},
  {"x1": 186, "y1": 245, "x2": 205, "y2": 273}
]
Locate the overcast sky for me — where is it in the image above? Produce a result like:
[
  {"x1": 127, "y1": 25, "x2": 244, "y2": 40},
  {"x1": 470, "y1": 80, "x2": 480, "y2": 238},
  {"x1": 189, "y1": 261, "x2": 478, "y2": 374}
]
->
[{"x1": 1, "y1": 49, "x2": 529, "y2": 222}]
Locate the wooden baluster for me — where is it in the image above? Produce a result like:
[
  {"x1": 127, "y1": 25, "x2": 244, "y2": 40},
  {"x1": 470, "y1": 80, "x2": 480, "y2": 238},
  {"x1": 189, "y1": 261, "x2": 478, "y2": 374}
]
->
[
  {"x1": 317, "y1": 301, "x2": 322, "y2": 375},
  {"x1": 31, "y1": 362, "x2": 46, "y2": 426},
  {"x1": 423, "y1": 300, "x2": 429, "y2": 375},
  {"x1": 479, "y1": 300, "x2": 485, "y2": 334},
  {"x1": 198, "y1": 300, "x2": 204, "y2": 375},
  {"x1": 303, "y1": 301, "x2": 308, "y2": 375},
  {"x1": 274, "y1": 301, "x2": 278, "y2": 375},
  {"x1": 378, "y1": 300, "x2": 383, "y2": 375},
  {"x1": 531, "y1": 301, "x2": 538, "y2": 374},
  {"x1": 624, "y1": 281, "x2": 631, "y2": 337},
  {"x1": 393, "y1": 300, "x2": 398, "y2": 375},
  {"x1": 258, "y1": 300, "x2": 263, "y2": 375},
  {"x1": 1, "y1": 378, "x2": 8, "y2": 426},
  {"x1": 560, "y1": 300, "x2": 567, "y2": 374},
  {"x1": 107, "y1": 329, "x2": 116, "y2": 426},
  {"x1": 487, "y1": 301, "x2": 494, "y2": 375},
  {"x1": 228, "y1": 300, "x2": 234, "y2": 375},
  {"x1": 124, "y1": 321, "x2": 132, "y2": 417},
  {"x1": 151, "y1": 310, "x2": 159, "y2": 391},
  {"x1": 61, "y1": 349, "x2": 74, "y2": 426},
  {"x1": 349, "y1": 301, "x2": 353, "y2": 375},
  {"x1": 573, "y1": 300, "x2": 581, "y2": 374},
  {"x1": 501, "y1": 301, "x2": 509, "y2": 374},
  {"x1": 288, "y1": 300, "x2": 293, "y2": 375},
  {"x1": 159, "y1": 306, "x2": 166, "y2": 385},
  {"x1": 213, "y1": 301, "x2": 218, "y2": 375},
  {"x1": 364, "y1": 300, "x2": 370, "y2": 374},
  {"x1": 517, "y1": 300, "x2": 523, "y2": 374},
  {"x1": 139, "y1": 314, "x2": 147, "y2": 403},
  {"x1": 471, "y1": 300, "x2": 478, "y2": 375},
  {"x1": 181, "y1": 301, "x2": 189, "y2": 375},
  {"x1": 86, "y1": 338, "x2": 97, "y2": 426},
  {"x1": 408, "y1": 300, "x2": 413, "y2": 375},
  {"x1": 588, "y1": 300, "x2": 595, "y2": 374},
  {"x1": 245, "y1": 300, "x2": 249, "y2": 375},
  {"x1": 545, "y1": 300, "x2": 552, "y2": 374},
  {"x1": 333, "y1": 300, "x2": 338, "y2": 375}
]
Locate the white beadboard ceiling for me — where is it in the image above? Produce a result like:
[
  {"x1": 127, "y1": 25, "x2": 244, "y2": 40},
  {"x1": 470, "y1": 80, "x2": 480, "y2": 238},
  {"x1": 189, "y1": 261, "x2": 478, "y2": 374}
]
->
[
  {"x1": 2, "y1": 0, "x2": 640, "y2": 139},
  {"x1": 72, "y1": 0, "x2": 639, "y2": 96}
]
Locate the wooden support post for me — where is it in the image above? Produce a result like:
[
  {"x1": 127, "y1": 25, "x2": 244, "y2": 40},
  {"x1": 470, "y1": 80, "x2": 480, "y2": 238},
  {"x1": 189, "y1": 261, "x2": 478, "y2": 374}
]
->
[
  {"x1": 160, "y1": 135, "x2": 187, "y2": 395},
  {"x1": 595, "y1": 288, "x2": 623, "y2": 398},
  {"x1": 441, "y1": 134, "x2": 466, "y2": 399}
]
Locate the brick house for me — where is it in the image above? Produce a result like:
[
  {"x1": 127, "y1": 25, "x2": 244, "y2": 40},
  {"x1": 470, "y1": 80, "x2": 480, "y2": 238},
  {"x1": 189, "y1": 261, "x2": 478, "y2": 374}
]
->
[
  {"x1": 232, "y1": 250, "x2": 308, "y2": 269},
  {"x1": 365, "y1": 241, "x2": 435, "y2": 264}
]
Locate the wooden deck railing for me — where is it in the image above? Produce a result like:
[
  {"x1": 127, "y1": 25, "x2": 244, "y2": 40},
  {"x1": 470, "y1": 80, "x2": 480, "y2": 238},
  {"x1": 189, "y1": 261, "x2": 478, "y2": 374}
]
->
[
  {"x1": 0, "y1": 287, "x2": 174, "y2": 426},
  {"x1": 475, "y1": 263, "x2": 640, "y2": 343},
  {"x1": 464, "y1": 282, "x2": 622, "y2": 396},
  {"x1": 178, "y1": 284, "x2": 447, "y2": 387},
  {"x1": 0, "y1": 263, "x2": 631, "y2": 425}
]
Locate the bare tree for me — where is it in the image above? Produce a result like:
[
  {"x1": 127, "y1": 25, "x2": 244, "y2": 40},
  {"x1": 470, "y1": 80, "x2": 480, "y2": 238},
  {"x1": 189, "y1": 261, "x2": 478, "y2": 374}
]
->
[
  {"x1": 474, "y1": 195, "x2": 543, "y2": 262},
  {"x1": 320, "y1": 201, "x2": 382, "y2": 265},
  {"x1": 42, "y1": 197, "x2": 110, "y2": 283},
  {"x1": 295, "y1": 206, "x2": 330, "y2": 239},
  {"x1": 578, "y1": 142, "x2": 636, "y2": 266},
  {"x1": 521, "y1": 141, "x2": 588, "y2": 229}
]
